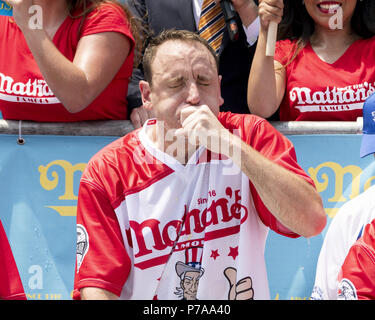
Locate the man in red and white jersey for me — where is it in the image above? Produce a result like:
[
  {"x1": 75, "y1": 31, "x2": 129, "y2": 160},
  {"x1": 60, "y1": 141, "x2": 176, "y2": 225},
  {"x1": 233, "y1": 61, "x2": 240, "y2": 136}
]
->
[
  {"x1": 337, "y1": 219, "x2": 375, "y2": 300},
  {"x1": 335, "y1": 93, "x2": 375, "y2": 300},
  {"x1": 311, "y1": 93, "x2": 375, "y2": 300},
  {"x1": 0, "y1": 220, "x2": 26, "y2": 300},
  {"x1": 73, "y1": 29, "x2": 326, "y2": 300}
]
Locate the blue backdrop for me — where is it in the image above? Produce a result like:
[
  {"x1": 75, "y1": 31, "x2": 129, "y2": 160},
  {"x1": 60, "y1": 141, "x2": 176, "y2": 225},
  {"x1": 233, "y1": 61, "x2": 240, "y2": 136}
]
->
[{"x1": 0, "y1": 133, "x2": 373, "y2": 300}]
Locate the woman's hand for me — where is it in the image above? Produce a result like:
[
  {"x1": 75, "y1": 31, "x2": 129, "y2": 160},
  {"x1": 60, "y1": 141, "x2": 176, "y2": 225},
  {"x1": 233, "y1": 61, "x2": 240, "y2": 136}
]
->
[{"x1": 258, "y1": 0, "x2": 284, "y2": 29}]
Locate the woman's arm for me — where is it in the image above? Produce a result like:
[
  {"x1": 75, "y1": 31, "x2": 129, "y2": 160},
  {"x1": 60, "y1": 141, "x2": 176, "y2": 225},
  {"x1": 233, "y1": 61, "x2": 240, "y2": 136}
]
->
[
  {"x1": 8, "y1": 0, "x2": 131, "y2": 113},
  {"x1": 247, "y1": 0, "x2": 285, "y2": 118},
  {"x1": 24, "y1": 30, "x2": 131, "y2": 113}
]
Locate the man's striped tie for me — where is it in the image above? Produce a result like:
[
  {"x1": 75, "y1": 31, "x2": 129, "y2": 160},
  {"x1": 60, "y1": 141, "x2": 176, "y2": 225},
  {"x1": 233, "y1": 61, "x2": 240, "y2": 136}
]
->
[{"x1": 198, "y1": 0, "x2": 225, "y2": 54}]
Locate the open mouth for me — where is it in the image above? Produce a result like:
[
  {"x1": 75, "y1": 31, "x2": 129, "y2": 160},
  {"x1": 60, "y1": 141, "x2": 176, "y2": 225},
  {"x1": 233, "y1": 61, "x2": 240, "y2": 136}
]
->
[{"x1": 317, "y1": 1, "x2": 342, "y2": 14}]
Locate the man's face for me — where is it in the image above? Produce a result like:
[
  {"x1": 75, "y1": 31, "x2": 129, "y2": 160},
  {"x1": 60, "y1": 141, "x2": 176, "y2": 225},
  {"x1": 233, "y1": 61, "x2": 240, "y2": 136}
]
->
[
  {"x1": 181, "y1": 271, "x2": 201, "y2": 300},
  {"x1": 141, "y1": 40, "x2": 224, "y2": 131}
]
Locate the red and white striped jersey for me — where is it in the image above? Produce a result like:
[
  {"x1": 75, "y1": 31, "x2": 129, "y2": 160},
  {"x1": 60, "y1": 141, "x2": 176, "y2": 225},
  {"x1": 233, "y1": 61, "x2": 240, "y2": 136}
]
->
[{"x1": 73, "y1": 112, "x2": 313, "y2": 300}]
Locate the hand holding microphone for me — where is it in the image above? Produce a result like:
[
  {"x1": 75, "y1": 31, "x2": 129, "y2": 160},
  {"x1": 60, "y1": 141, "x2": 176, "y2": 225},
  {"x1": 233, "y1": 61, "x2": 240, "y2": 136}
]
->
[{"x1": 220, "y1": 0, "x2": 239, "y2": 42}]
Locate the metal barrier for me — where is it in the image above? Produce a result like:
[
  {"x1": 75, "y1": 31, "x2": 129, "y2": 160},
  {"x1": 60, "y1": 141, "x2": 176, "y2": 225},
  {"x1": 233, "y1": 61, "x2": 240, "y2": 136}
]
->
[{"x1": 0, "y1": 118, "x2": 363, "y2": 137}]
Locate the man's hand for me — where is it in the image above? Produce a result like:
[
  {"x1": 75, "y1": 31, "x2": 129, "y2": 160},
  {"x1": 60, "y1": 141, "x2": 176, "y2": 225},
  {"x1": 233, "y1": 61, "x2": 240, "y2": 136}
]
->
[
  {"x1": 130, "y1": 105, "x2": 155, "y2": 129},
  {"x1": 176, "y1": 105, "x2": 230, "y2": 155}
]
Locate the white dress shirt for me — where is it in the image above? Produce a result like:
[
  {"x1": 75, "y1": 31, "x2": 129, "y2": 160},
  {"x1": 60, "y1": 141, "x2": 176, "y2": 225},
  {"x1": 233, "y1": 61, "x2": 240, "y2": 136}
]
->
[{"x1": 192, "y1": 0, "x2": 259, "y2": 46}]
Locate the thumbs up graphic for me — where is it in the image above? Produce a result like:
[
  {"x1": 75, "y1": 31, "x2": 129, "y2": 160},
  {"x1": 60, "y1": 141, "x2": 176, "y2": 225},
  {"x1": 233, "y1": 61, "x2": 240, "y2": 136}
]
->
[{"x1": 224, "y1": 267, "x2": 254, "y2": 300}]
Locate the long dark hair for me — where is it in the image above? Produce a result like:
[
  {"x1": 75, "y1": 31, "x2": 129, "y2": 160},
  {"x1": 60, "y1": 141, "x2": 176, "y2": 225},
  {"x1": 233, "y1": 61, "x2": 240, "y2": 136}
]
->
[
  {"x1": 66, "y1": 0, "x2": 144, "y2": 65},
  {"x1": 277, "y1": 0, "x2": 375, "y2": 65}
]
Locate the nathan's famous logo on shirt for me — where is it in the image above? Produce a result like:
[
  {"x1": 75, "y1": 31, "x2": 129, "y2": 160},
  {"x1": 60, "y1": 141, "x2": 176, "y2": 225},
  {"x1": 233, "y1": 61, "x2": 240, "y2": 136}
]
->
[
  {"x1": 0, "y1": 1, "x2": 12, "y2": 16},
  {"x1": 290, "y1": 82, "x2": 375, "y2": 113},
  {"x1": 125, "y1": 187, "x2": 248, "y2": 270},
  {"x1": 0, "y1": 73, "x2": 60, "y2": 104}
]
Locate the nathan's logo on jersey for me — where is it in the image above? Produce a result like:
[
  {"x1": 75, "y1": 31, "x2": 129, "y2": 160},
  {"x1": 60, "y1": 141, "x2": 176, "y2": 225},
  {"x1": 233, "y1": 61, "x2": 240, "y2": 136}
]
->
[
  {"x1": 76, "y1": 224, "x2": 89, "y2": 273},
  {"x1": 289, "y1": 82, "x2": 375, "y2": 113},
  {"x1": 0, "y1": 72, "x2": 60, "y2": 104},
  {"x1": 126, "y1": 187, "x2": 248, "y2": 270},
  {"x1": 338, "y1": 278, "x2": 357, "y2": 300}
]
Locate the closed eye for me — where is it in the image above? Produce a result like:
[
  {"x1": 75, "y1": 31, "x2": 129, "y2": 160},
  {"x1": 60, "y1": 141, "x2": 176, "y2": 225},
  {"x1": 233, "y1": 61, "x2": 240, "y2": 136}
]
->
[
  {"x1": 198, "y1": 81, "x2": 210, "y2": 86},
  {"x1": 197, "y1": 75, "x2": 211, "y2": 86},
  {"x1": 168, "y1": 76, "x2": 185, "y2": 88}
]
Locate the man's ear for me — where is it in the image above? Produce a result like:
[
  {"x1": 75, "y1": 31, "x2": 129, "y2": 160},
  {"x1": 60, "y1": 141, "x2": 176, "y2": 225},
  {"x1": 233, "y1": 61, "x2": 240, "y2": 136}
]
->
[
  {"x1": 218, "y1": 75, "x2": 224, "y2": 107},
  {"x1": 139, "y1": 80, "x2": 152, "y2": 110}
]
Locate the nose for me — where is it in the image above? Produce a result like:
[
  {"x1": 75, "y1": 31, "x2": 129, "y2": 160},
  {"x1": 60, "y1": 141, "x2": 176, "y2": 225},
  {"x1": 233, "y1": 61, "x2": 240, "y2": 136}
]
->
[{"x1": 186, "y1": 81, "x2": 200, "y2": 106}]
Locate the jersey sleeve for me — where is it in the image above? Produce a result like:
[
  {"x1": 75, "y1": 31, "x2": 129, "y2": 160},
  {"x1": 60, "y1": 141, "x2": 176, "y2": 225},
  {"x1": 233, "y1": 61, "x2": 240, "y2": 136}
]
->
[
  {"x1": 0, "y1": 221, "x2": 26, "y2": 300},
  {"x1": 80, "y1": 3, "x2": 135, "y2": 46},
  {"x1": 73, "y1": 164, "x2": 131, "y2": 299},
  {"x1": 246, "y1": 117, "x2": 315, "y2": 238},
  {"x1": 338, "y1": 221, "x2": 375, "y2": 300}
]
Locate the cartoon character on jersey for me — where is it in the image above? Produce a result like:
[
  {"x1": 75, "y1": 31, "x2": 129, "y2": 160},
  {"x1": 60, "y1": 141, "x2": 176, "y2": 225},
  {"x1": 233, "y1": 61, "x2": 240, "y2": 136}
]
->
[{"x1": 174, "y1": 246, "x2": 205, "y2": 300}]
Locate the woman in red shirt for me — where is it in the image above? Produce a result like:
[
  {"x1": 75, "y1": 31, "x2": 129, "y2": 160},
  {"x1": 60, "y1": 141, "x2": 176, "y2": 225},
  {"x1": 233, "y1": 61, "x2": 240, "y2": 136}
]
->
[
  {"x1": 248, "y1": 0, "x2": 375, "y2": 121},
  {"x1": 0, "y1": 0, "x2": 141, "y2": 121}
]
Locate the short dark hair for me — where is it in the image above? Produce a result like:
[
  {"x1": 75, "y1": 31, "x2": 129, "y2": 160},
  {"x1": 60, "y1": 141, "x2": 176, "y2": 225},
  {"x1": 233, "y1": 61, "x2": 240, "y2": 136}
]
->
[{"x1": 142, "y1": 29, "x2": 219, "y2": 86}]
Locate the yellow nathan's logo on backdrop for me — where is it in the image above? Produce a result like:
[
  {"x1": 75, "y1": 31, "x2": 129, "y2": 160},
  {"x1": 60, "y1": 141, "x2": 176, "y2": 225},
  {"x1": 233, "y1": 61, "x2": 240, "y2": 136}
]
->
[
  {"x1": 37, "y1": 160, "x2": 375, "y2": 219},
  {"x1": 0, "y1": 1, "x2": 12, "y2": 16},
  {"x1": 308, "y1": 161, "x2": 375, "y2": 218},
  {"x1": 39, "y1": 160, "x2": 86, "y2": 216}
]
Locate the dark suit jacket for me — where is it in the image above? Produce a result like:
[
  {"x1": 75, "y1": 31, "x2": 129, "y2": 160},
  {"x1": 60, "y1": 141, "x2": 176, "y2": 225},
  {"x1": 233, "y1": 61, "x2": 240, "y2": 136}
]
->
[{"x1": 126, "y1": 0, "x2": 257, "y2": 115}]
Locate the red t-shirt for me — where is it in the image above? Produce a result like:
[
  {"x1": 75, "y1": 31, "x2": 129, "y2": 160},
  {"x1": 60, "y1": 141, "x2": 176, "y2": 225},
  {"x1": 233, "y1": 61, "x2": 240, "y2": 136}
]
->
[
  {"x1": 0, "y1": 220, "x2": 26, "y2": 300},
  {"x1": 274, "y1": 37, "x2": 375, "y2": 121},
  {"x1": 0, "y1": 3, "x2": 135, "y2": 122}
]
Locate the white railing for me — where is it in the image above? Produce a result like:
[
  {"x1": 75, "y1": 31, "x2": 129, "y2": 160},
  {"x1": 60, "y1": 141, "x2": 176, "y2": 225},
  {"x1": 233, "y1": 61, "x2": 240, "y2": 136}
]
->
[{"x1": 0, "y1": 118, "x2": 364, "y2": 136}]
